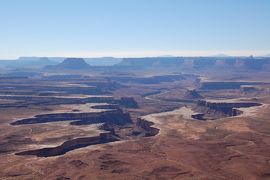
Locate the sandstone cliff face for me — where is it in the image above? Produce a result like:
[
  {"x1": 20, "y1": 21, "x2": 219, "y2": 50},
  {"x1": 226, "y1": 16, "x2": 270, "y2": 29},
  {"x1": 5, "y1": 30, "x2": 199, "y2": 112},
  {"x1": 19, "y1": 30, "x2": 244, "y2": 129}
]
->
[
  {"x1": 197, "y1": 100, "x2": 261, "y2": 117},
  {"x1": 16, "y1": 132, "x2": 119, "y2": 157},
  {"x1": 11, "y1": 109, "x2": 132, "y2": 126}
]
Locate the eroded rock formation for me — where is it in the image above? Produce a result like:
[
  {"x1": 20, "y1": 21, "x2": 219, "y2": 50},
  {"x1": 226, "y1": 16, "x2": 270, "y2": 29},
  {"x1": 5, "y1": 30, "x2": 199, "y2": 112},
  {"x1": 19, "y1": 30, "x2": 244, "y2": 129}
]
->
[
  {"x1": 12, "y1": 106, "x2": 160, "y2": 157},
  {"x1": 136, "y1": 118, "x2": 159, "y2": 137},
  {"x1": 196, "y1": 100, "x2": 261, "y2": 118},
  {"x1": 11, "y1": 109, "x2": 132, "y2": 126},
  {"x1": 16, "y1": 132, "x2": 119, "y2": 157}
]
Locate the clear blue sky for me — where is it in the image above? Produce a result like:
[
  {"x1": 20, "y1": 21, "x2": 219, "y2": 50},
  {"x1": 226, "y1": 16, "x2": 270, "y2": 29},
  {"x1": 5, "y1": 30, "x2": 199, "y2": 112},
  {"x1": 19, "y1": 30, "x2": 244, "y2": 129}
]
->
[{"x1": 0, "y1": 0, "x2": 270, "y2": 59}]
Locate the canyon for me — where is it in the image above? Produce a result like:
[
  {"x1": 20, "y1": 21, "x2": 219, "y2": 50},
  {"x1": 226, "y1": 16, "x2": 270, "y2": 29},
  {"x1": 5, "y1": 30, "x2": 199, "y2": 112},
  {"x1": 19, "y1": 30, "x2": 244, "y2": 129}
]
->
[{"x1": 0, "y1": 57, "x2": 270, "y2": 179}]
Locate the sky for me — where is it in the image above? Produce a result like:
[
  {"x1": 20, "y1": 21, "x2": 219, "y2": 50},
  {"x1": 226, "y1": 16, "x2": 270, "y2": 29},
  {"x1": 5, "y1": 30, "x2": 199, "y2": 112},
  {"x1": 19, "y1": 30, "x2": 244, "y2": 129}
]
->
[{"x1": 0, "y1": 0, "x2": 270, "y2": 59}]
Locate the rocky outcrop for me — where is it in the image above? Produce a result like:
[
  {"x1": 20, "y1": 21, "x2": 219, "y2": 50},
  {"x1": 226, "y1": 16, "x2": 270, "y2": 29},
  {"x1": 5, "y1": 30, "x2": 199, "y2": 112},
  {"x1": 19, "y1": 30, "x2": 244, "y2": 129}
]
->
[
  {"x1": 197, "y1": 100, "x2": 261, "y2": 117},
  {"x1": 136, "y1": 118, "x2": 159, "y2": 137}
]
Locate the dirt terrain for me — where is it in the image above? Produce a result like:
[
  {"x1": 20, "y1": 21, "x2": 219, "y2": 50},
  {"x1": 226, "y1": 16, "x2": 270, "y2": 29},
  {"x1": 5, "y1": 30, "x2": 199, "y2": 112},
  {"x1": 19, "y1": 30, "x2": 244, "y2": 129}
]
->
[{"x1": 0, "y1": 61, "x2": 270, "y2": 179}]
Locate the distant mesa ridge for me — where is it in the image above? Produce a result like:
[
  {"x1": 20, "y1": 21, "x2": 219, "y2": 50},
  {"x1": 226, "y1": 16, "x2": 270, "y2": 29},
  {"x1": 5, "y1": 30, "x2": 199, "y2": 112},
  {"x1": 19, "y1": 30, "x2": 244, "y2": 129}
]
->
[
  {"x1": 46, "y1": 58, "x2": 91, "y2": 70},
  {"x1": 115, "y1": 57, "x2": 270, "y2": 71},
  {"x1": 1, "y1": 56, "x2": 270, "y2": 71}
]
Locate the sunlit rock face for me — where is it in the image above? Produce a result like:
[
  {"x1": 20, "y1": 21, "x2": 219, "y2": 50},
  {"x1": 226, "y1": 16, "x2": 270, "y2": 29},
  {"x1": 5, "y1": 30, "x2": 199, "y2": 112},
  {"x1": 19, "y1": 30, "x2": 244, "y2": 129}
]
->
[{"x1": 197, "y1": 100, "x2": 261, "y2": 117}]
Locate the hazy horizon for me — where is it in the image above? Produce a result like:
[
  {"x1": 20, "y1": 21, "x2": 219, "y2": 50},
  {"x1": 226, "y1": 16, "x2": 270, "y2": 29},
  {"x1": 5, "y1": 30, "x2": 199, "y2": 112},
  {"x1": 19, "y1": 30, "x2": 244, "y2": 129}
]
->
[{"x1": 1, "y1": 50, "x2": 270, "y2": 60}]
